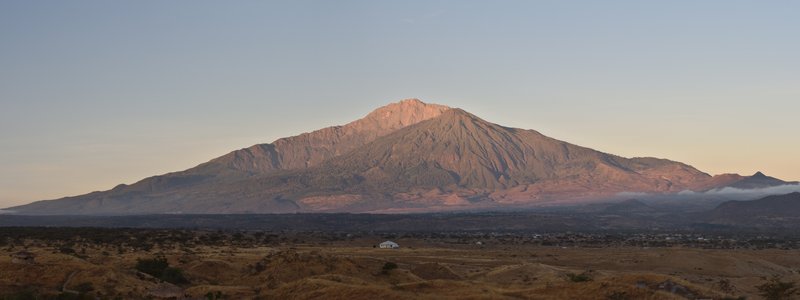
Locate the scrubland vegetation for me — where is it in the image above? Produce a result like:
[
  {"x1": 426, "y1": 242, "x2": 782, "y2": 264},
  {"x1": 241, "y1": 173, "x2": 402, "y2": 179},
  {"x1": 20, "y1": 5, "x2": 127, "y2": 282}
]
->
[{"x1": 1, "y1": 227, "x2": 800, "y2": 299}]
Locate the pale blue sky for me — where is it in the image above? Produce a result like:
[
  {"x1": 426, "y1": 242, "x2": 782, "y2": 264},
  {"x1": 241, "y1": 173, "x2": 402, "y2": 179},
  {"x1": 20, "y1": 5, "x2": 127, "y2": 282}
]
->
[{"x1": 1, "y1": 1, "x2": 798, "y2": 206}]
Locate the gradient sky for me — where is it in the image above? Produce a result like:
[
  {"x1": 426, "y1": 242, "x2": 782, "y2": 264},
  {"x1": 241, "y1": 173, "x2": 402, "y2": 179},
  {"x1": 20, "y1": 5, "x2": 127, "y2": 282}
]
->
[{"x1": 1, "y1": 1, "x2": 799, "y2": 207}]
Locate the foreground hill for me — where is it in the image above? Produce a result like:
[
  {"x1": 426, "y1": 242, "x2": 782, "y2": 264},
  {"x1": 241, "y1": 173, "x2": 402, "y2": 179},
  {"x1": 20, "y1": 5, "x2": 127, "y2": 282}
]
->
[{"x1": 7, "y1": 99, "x2": 788, "y2": 215}]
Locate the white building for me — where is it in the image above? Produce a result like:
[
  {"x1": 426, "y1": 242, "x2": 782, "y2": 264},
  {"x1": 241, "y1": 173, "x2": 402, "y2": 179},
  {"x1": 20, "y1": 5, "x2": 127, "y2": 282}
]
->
[{"x1": 379, "y1": 240, "x2": 399, "y2": 249}]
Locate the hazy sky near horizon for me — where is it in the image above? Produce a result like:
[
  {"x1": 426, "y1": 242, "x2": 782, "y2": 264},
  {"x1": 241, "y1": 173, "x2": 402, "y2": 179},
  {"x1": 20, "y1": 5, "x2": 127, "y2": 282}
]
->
[{"x1": 1, "y1": 1, "x2": 799, "y2": 207}]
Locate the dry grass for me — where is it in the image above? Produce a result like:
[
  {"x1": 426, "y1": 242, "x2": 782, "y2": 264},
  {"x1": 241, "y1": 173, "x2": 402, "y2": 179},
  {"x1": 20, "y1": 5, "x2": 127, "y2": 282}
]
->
[{"x1": 2, "y1": 244, "x2": 799, "y2": 299}]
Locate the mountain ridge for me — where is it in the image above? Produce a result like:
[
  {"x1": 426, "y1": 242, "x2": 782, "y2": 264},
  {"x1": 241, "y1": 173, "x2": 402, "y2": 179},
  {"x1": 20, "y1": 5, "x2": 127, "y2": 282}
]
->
[
  {"x1": 724, "y1": 171, "x2": 797, "y2": 190},
  {"x1": 7, "y1": 99, "x2": 793, "y2": 215}
]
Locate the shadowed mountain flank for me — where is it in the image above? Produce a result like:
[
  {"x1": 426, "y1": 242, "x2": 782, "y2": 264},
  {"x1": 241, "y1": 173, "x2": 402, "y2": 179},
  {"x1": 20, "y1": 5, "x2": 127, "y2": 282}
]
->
[{"x1": 705, "y1": 192, "x2": 800, "y2": 226}]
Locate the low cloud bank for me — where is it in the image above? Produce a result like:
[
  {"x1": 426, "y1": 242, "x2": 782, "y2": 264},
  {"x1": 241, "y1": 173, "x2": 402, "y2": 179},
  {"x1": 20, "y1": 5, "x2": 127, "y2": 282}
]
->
[
  {"x1": 680, "y1": 184, "x2": 800, "y2": 200},
  {"x1": 616, "y1": 184, "x2": 800, "y2": 209}
]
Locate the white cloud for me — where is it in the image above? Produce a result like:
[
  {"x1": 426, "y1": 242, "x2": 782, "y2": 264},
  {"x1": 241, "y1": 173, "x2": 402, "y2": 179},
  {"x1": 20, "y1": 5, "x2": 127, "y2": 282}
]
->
[{"x1": 618, "y1": 184, "x2": 800, "y2": 203}]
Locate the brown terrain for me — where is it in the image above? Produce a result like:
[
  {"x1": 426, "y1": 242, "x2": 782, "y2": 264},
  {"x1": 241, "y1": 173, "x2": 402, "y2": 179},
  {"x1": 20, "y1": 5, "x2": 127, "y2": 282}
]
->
[
  {"x1": 3, "y1": 231, "x2": 799, "y2": 299},
  {"x1": 7, "y1": 99, "x2": 795, "y2": 215}
]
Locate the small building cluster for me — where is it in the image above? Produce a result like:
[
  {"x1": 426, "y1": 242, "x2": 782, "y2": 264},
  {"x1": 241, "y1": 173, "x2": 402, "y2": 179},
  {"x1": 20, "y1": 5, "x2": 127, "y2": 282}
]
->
[{"x1": 379, "y1": 240, "x2": 399, "y2": 249}]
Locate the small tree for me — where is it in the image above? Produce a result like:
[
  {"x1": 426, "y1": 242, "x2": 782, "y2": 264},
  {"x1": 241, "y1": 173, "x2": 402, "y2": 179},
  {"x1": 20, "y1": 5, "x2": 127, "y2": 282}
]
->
[
  {"x1": 757, "y1": 275, "x2": 799, "y2": 300},
  {"x1": 381, "y1": 262, "x2": 398, "y2": 274},
  {"x1": 161, "y1": 267, "x2": 189, "y2": 284},
  {"x1": 205, "y1": 291, "x2": 224, "y2": 300},
  {"x1": 717, "y1": 278, "x2": 735, "y2": 294},
  {"x1": 74, "y1": 282, "x2": 94, "y2": 293},
  {"x1": 606, "y1": 291, "x2": 630, "y2": 300},
  {"x1": 567, "y1": 272, "x2": 592, "y2": 282},
  {"x1": 2, "y1": 288, "x2": 36, "y2": 300},
  {"x1": 135, "y1": 257, "x2": 189, "y2": 285},
  {"x1": 135, "y1": 257, "x2": 169, "y2": 278}
]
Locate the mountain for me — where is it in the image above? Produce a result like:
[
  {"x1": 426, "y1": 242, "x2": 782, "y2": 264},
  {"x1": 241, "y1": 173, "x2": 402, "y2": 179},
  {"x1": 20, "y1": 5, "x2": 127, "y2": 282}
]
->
[
  {"x1": 722, "y1": 172, "x2": 797, "y2": 190},
  {"x1": 6, "y1": 99, "x2": 785, "y2": 215},
  {"x1": 273, "y1": 108, "x2": 714, "y2": 212},
  {"x1": 704, "y1": 192, "x2": 800, "y2": 226}
]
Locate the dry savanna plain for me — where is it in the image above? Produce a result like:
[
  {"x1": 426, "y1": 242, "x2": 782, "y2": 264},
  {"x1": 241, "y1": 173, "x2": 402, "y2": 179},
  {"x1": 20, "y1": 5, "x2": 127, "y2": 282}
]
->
[{"x1": 1, "y1": 228, "x2": 799, "y2": 300}]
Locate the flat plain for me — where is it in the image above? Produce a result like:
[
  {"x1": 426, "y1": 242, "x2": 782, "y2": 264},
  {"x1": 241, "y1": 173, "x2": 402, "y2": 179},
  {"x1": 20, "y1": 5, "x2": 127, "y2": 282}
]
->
[{"x1": 2, "y1": 228, "x2": 799, "y2": 299}]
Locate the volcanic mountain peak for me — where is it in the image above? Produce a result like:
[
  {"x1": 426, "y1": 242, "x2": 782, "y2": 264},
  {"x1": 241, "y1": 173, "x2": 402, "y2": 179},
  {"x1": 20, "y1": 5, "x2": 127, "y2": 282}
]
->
[
  {"x1": 202, "y1": 99, "x2": 450, "y2": 174},
  {"x1": 752, "y1": 171, "x2": 767, "y2": 178},
  {"x1": 356, "y1": 98, "x2": 451, "y2": 129}
]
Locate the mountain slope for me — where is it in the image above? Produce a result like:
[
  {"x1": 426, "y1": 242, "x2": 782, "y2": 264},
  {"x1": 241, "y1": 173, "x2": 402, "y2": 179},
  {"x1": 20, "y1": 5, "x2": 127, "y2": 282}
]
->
[
  {"x1": 8, "y1": 103, "x2": 722, "y2": 214},
  {"x1": 704, "y1": 192, "x2": 800, "y2": 226},
  {"x1": 313, "y1": 109, "x2": 709, "y2": 190},
  {"x1": 256, "y1": 109, "x2": 712, "y2": 211}
]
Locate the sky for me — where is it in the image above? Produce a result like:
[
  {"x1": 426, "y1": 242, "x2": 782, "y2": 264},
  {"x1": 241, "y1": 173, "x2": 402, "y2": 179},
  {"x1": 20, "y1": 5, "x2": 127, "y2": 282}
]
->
[{"x1": 1, "y1": 1, "x2": 799, "y2": 207}]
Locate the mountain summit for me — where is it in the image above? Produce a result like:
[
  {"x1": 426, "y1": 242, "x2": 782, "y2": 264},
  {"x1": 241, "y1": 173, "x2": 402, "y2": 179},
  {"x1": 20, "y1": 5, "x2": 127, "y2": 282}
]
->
[
  {"x1": 203, "y1": 98, "x2": 450, "y2": 174},
  {"x1": 6, "y1": 99, "x2": 781, "y2": 215}
]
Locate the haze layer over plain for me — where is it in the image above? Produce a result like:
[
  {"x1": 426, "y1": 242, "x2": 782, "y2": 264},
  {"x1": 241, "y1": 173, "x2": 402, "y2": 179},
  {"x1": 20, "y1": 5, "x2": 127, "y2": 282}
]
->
[{"x1": 1, "y1": 1, "x2": 798, "y2": 206}]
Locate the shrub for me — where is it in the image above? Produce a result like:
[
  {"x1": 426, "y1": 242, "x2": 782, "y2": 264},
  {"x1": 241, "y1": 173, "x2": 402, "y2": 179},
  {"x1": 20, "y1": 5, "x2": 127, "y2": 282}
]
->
[
  {"x1": 383, "y1": 262, "x2": 398, "y2": 270},
  {"x1": 566, "y1": 272, "x2": 592, "y2": 282},
  {"x1": 161, "y1": 267, "x2": 189, "y2": 285},
  {"x1": 135, "y1": 257, "x2": 189, "y2": 285},
  {"x1": 606, "y1": 291, "x2": 629, "y2": 300},
  {"x1": 757, "y1": 275, "x2": 799, "y2": 300},
  {"x1": 253, "y1": 261, "x2": 266, "y2": 273},
  {"x1": 1, "y1": 288, "x2": 37, "y2": 300},
  {"x1": 55, "y1": 292, "x2": 93, "y2": 300},
  {"x1": 74, "y1": 282, "x2": 94, "y2": 293},
  {"x1": 135, "y1": 257, "x2": 169, "y2": 278},
  {"x1": 381, "y1": 262, "x2": 398, "y2": 274},
  {"x1": 717, "y1": 278, "x2": 735, "y2": 294}
]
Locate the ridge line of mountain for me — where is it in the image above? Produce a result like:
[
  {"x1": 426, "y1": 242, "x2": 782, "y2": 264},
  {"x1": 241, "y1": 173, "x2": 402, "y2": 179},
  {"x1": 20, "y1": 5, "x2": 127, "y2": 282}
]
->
[{"x1": 6, "y1": 99, "x2": 796, "y2": 215}]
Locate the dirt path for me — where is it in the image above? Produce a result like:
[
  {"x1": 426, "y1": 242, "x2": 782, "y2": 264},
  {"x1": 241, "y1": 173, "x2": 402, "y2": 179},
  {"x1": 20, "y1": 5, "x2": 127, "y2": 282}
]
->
[{"x1": 61, "y1": 270, "x2": 79, "y2": 293}]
